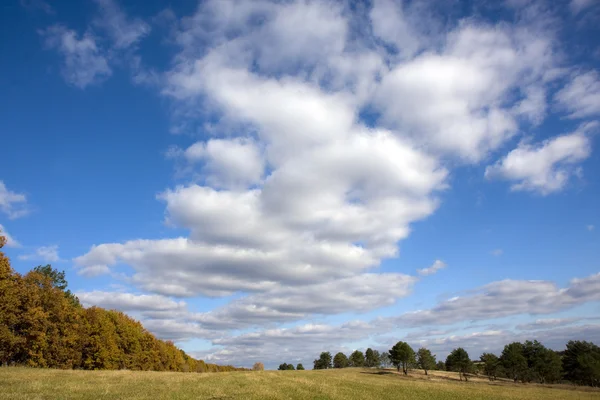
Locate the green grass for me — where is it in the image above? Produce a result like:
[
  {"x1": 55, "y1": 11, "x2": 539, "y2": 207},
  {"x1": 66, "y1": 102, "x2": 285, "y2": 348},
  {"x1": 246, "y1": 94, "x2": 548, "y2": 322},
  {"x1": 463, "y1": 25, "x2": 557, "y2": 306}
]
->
[{"x1": 1, "y1": 367, "x2": 599, "y2": 400}]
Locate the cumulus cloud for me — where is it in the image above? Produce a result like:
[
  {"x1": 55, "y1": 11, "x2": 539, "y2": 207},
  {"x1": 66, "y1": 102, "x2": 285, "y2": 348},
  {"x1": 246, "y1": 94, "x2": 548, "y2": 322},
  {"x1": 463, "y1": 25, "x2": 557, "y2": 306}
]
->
[
  {"x1": 485, "y1": 122, "x2": 595, "y2": 194},
  {"x1": 19, "y1": 245, "x2": 61, "y2": 263},
  {"x1": 0, "y1": 181, "x2": 29, "y2": 219},
  {"x1": 68, "y1": 0, "x2": 600, "y2": 363},
  {"x1": 417, "y1": 260, "x2": 446, "y2": 276},
  {"x1": 555, "y1": 71, "x2": 600, "y2": 118},
  {"x1": 40, "y1": 25, "x2": 111, "y2": 88},
  {"x1": 0, "y1": 224, "x2": 20, "y2": 248}
]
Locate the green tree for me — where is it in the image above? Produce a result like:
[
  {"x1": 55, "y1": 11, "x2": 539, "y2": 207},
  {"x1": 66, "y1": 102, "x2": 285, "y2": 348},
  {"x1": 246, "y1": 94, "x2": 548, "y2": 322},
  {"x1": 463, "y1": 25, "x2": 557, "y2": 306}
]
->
[
  {"x1": 313, "y1": 352, "x2": 332, "y2": 370},
  {"x1": 32, "y1": 265, "x2": 80, "y2": 307},
  {"x1": 389, "y1": 341, "x2": 415, "y2": 375},
  {"x1": 480, "y1": 353, "x2": 500, "y2": 381},
  {"x1": 446, "y1": 348, "x2": 472, "y2": 381},
  {"x1": 365, "y1": 348, "x2": 380, "y2": 368},
  {"x1": 500, "y1": 342, "x2": 527, "y2": 383},
  {"x1": 416, "y1": 348, "x2": 436, "y2": 375},
  {"x1": 333, "y1": 352, "x2": 349, "y2": 368},
  {"x1": 296, "y1": 363, "x2": 305, "y2": 370},
  {"x1": 278, "y1": 363, "x2": 289, "y2": 370},
  {"x1": 349, "y1": 350, "x2": 365, "y2": 367},
  {"x1": 436, "y1": 360, "x2": 446, "y2": 371},
  {"x1": 287, "y1": 364, "x2": 295, "y2": 370},
  {"x1": 563, "y1": 340, "x2": 600, "y2": 387},
  {"x1": 522, "y1": 340, "x2": 562, "y2": 383}
]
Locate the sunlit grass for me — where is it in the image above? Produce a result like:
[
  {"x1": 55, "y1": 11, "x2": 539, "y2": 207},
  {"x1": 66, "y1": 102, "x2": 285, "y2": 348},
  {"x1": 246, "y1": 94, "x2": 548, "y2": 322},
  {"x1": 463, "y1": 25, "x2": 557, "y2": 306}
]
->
[{"x1": 1, "y1": 367, "x2": 599, "y2": 399}]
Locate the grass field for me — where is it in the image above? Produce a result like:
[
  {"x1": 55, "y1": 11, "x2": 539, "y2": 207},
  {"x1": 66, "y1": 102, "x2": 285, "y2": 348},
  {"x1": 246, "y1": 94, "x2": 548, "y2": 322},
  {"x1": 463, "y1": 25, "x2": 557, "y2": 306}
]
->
[{"x1": 1, "y1": 367, "x2": 599, "y2": 400}]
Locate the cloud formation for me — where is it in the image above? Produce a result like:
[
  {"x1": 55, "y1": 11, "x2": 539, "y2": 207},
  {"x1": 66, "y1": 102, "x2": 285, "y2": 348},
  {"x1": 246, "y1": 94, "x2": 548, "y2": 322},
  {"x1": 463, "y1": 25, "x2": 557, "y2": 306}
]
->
[
  {"x1": 417, "y1": 260, "x2": 447, "y2": 276},
  {"x1": 19, "y1": 245, "x2": 61, "y2": 263},
  {"x1": 0, "y1": 181, "x2": 29, "y2": 220},
  {"x1": 485, "y1": 122, "x2": 595, "y2": 194}
]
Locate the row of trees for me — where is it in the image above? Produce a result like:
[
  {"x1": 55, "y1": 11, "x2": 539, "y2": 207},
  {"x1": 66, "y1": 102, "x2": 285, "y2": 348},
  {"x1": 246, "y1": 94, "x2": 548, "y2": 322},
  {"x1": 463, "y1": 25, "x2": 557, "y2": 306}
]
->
[
  {"x1": 277, "y1": 363, "x2": 305, "y2": 370},
  {"x1": 311, "y1": 339, "x2": 600, "y2": 387},
  {"x1": 0, "y1": 235, "x2": 245, "y2": 372}
]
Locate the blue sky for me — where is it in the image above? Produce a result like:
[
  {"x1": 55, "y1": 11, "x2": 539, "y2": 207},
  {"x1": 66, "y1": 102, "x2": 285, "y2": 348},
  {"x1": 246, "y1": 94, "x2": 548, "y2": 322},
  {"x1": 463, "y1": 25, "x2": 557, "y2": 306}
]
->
[{"x1": 1, "y1": 0, "x2": 600, "y2": 368}]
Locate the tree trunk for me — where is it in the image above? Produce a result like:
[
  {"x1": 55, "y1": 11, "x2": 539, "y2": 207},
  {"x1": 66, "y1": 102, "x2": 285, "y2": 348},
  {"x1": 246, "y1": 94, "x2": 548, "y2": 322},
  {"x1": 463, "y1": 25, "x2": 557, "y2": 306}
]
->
[
  {"x1": 397, "y1": 365, "x2": 400, "y2": 372},
  {"x1": 463, "y1": 372, "x2": 468, "y2": 382},
  {"x1": 425, "y1": 369, "x2": 428, "y2": 375}
]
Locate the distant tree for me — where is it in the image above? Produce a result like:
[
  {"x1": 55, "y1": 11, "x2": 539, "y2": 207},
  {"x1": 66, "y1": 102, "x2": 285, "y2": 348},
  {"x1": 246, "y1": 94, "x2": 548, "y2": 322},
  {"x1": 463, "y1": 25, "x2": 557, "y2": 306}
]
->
[
  {"x1": 500, "y1": 342, "x2": 527, "y2": 383},
  {"x1": 446, "y1": 348, "x2": 472, "y2": 381},
  {"x1": 416, "y1": 348, "x2": 436, "y2": 375},
  {"x1": 252, "y1": 362, "x2": 264, "y2": 371},
  {"x1": 296, "y1": 363, "x2": 305, "y2": 370},
  {"x1": 278, "y1": 363, "x2": 289, "y2": 370},
  {"x1": 521, "y1": 340, "x2": 562, "y2": 383},
  {"x1": 365, "y1": 348, "x2": 380, "y2": 368},
  {"x1": 563, "y1": 340, "x2": 600, "y2": 387},
  {"x1": 313, "y1": 352, "x2": 332, "y2": 370},
  {"x1": 389, "y1": 341, "x2": 415, "y2": 375},
  {"x1": 379, "y1": 352, "x2": 391, "y2": 368},
  {"x1": 287, "y1": 364, "x2": 295, "y2": 370},
  {"x1": 333, "y1": 352, "x2": 349, "y2": 368},
  {"x1": 349, "y1": 350, "x2": 365, "y2": 367},
  {"x1": 480, "y1": 353, "x2": 500, "y2": 381},
  {"x1": 436, "y1": 360, "x2": 446, "y2": 371}
]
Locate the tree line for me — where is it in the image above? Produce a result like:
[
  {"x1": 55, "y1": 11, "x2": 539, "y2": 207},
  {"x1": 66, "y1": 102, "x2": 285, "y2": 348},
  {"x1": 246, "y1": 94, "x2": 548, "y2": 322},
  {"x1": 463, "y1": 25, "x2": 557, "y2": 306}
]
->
[
  {"x1": 0, "y1": 234, "x2": 246, "y2": 373},
  {"x1": 311, "y1": 339, "x2": 600, "y2": 387}
]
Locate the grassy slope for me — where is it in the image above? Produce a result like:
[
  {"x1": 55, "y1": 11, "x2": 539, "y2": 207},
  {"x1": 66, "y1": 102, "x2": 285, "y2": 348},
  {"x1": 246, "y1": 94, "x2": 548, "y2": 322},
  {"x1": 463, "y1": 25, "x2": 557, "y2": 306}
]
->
[{"x1": 1, "y1": 367, "x2": 599, "y2": 400}]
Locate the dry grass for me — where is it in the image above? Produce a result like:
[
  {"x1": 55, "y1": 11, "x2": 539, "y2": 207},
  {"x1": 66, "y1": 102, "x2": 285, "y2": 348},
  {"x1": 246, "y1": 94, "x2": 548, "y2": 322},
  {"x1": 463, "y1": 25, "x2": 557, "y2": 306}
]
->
[{"x1": 1, "y1": 367, "x2": 599, "y2": 399}]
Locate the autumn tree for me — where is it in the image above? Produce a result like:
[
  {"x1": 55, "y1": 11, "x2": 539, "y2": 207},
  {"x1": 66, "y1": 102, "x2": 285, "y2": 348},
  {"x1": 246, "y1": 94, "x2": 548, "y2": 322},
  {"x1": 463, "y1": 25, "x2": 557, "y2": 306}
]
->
[
  {"x1": 333, "y1": 352, "x2": 349, "y2": 368},
  {"x1": 416, "y1": 348, "x2": 436, "y2": 375},
  {"x1": 389, "y1": 341, "x2": 415, "y2": 375},
  {"x1": 252, "y1": 362, "x2": 264, "y2": 371},
  {"x1": 446, "y1": 348, "x2": 472, "y2": 381}
]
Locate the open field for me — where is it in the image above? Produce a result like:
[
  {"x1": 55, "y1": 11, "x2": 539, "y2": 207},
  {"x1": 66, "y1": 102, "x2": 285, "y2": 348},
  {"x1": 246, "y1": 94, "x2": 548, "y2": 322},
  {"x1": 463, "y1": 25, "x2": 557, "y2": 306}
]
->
[{"x1": 2, "y1": 367, "x2": 600, "y2": 400}]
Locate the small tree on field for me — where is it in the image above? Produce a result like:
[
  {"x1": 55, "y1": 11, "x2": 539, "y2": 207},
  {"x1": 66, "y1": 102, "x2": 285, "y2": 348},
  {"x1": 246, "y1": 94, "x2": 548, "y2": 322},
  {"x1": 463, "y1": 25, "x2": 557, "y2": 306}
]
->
[
  {"x1": 389, "y1": 341, "x2": 415, "y2": 375},
  {"x1": 446, "y1": 348, "x2": 472, "y2": 381},
  {"x1": 287, "y1": 364, "x2": 295, "y2": 370},
  {"x1": 313, "y1": 352, "x2": 332, "y2": 370},
  {"x1": 349, "y1": 350, "x2": 365, "y2": 367},
  {"x1": 296, "y1": 363, "x2": 305, "y2": 370},
  {"x1": 416, "y1": 348, "x2": 436, "y2": 375},
  {"x1": 379, "y1": 352, "x2": 391, "y2": 368},
  {"x1": 333, "y1": 352, "x2": 349, "y2": 368},
  {"x1": 365, "y1": 348, "x2": 380, "y2": 368},
  {"x1": 480, "y1": 353, "x2": 499, "y2": 381},
  {"x1": 252, "y1": 362, "x2": 264, "y2": 371},
  {"x1": 436, "y1": 360, "x2": 446, "y2": 371},
  {"x1": 500, "y1": 342, "x2": 527, "y2": 383}
]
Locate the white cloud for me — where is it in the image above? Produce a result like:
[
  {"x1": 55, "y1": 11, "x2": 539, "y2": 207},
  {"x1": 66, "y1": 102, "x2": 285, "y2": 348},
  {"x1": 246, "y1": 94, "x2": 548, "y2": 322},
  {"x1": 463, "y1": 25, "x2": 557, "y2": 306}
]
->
[
  {"x1": 0, "y1": 224, "x2": 20, "y2": 248},
  {"x1": 417, "y1": 260, "x2": 446, "y2": 276},
  {"x1": 40, "y1": 25, "x2": 111, "y2": 88},
  {"x1": 19, "y1": 245, "x2": 61, "y2": 263},
  {"x1": 93, "y1": 0, "x2": 150, "y2": 49},
  {"x1": 182, "y1": 138, "x2": 265, "y2": 189},
  {"x1": 570, "y1": 0, "x2": 596, "y2": 14},
  {"x1": 485, "y1": 122, "x2": 595, "y2": 194},
  {"x1": 555, "y1": 70, "x2": 600, "y2": 118},
  {"x1": 77, "y1": 290, "x2": 186, "y2": 312},
  {"x1": 0, "y1": 181, "x2": 29, "y2": 219},
  {"x1": 77, "y1": 264, "x2": 111, "y2": 277}
]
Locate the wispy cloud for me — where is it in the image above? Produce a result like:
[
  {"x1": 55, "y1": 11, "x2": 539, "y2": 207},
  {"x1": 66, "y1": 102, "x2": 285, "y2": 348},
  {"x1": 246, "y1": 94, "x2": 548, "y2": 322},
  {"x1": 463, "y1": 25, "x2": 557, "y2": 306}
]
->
[
  {"x1": 0, "y1": 181, "x2": 29, "y2": 219},
  {"x1": 19, "y1": 245, "x2": 61, "y2": 263},
  {"x1": 417, "y1": 260, "x2": 447, "y2": 276}
]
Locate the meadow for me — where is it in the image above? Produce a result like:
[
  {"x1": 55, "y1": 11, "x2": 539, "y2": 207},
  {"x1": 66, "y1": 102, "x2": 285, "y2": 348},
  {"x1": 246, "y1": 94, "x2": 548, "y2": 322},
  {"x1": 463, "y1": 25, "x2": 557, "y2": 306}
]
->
[{"x1": 1, "y1": 367, "x2": 599, "y2": 400}]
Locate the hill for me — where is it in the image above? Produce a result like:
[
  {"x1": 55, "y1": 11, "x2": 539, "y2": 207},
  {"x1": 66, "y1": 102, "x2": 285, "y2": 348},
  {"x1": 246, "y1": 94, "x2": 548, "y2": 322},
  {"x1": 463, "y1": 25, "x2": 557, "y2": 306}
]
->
[{"x1": 1, "y1": 367, "x2": 599, "y2": 399}]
